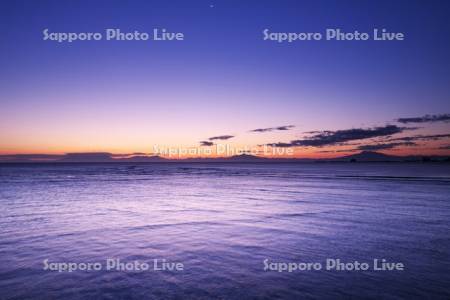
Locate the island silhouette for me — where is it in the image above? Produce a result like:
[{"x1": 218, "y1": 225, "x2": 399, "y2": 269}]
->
[{"x1": 1, "y1": 151, "x2": 449, "y2": 163}]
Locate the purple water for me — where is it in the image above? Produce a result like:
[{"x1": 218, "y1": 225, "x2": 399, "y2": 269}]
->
[{"x1": 0, "y1": 163, "x2": 449, "y2": 299}]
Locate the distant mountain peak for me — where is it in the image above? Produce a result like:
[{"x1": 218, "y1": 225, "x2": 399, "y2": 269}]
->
[
  {"x1": 227, "y1": 154, "x2": 266, "y2": 160},
  {"x1": 339, "y1": 151, "x2": 401, "y2": 162}
]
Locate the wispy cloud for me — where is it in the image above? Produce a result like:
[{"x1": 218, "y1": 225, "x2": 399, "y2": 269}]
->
[
  {"x1": 0, "y1": 154, "x2": 64, "y2": 161},
  {"x1": 388, "y1": 134, "x2": 450, "y2": 142},
  {"x1": 208, "y1": 135, "x2": 234, "y2": 141},
  {"x1": 267, "y1": 125, "x2": 409, "y2": 148},
  {"x1": 315, "y1": 149, "x2": 356, "y2": 153},
  {"x1": 357, "y1": 142, "x2": 416, "y2": 151},
  {"x1": 200, "y1": 141, "x2": 214, "y2": 146},
  {"x1": 0, "y1": 152, "x2": 114, "y2": 162},
  {"x1": 0, "y1": 152, "x2": 167, "y2": 162},
  {"x1": 110, "y1": 152, "x2": 150, "y2": 157},
  {"x1": 250, "y1": 125, "x2": 295, "y2": 133},
  {"x1": 396, "y1": 114, "x2": 450, "y2": 124}
]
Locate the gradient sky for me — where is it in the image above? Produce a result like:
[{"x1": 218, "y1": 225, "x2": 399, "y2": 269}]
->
[{"x1": 1, "y1": 0, "x2": 449, "y2": 158}]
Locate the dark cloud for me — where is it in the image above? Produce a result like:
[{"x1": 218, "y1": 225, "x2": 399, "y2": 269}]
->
[
  {"x1": 0, "y1": 152, "x2": 115, "y2": 162},
  {"x1": 250, "y1": 125, "x2": 295, "y2": 133},
  {"x1": 439, "y1": 145, "x2": 450, "y2": 150},
  {"x1": 64, "y1": 152, "x2": 112, "y2": 158},
  {"x1": 388, "y1": 134, "x2": 450, "y2": 142},
  {"x1": 396, "y1": 114, "x2": 450, "y2": 124},
  {"x1": 265, "y1": 142, "x2": 293, "y2": 148},
  {"x1": 303, "y1": 130, "x2": 333, "y2": 134},
  {"x1": 111, "y1": 152, "x2": 149, "y2": 157},
  {"x1": 200, "y1": 141, "x2": 214, "y2": 146},
  {"x1": 0, "y1": 152, "x2": 170, "y2": 163},
  {"x1": 315, "y1": 149, "x2": 356, "y2": 153},
  {"x1": 314, "y1": 141, "x2": 416, "y2": 152},
  {"x1": 208, "y1": 135, "x2": 234, "y2": 141},
  {"x1": 0, "y1": 154, "x2": 64, "y2": 162},
  {"x1": 357, "y1": 142, "x2": 416, "y2": 151},
  {"x1": 267, "y1": 125, "x2": 408, "y2": 148},
  {"x1": 61, "y1": 153, "x2": 114, "y2": 162}
]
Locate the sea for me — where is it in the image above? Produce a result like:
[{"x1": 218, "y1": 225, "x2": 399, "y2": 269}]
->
[{"x1": 0, "y1": 163, "x2": 449, "y2": 299}]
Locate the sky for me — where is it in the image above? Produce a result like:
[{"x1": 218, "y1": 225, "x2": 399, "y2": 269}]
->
[{"x1": 1, "y1": 0, "x2": 449, "y2": 158}]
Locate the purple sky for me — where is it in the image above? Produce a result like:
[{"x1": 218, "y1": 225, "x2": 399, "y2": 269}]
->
[{"x1": 1, "y1": 0, "x2": 449, "y2": 157}]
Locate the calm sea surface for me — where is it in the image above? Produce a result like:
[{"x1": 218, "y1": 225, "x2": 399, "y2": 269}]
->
[{"x1": 0, "y1": 163, "x2": 449, "y2": 299}]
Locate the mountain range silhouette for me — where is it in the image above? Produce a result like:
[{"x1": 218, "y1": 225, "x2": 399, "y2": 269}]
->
[{"x1": 0, "y1": 151, "x2": 449, "y2": 163}]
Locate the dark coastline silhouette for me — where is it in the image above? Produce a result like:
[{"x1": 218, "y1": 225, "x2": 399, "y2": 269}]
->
[{"x1": 0, "y1": 151, "x2": 449, "y2": 163}]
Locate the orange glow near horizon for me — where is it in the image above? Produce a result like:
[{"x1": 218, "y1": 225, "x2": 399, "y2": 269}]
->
[
  {"x1": 1, "y1": 122, "x2": 449, "y2": 159},
  {"x1": 1, "y1": 142, "x2": 449, "y2": 159}
]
